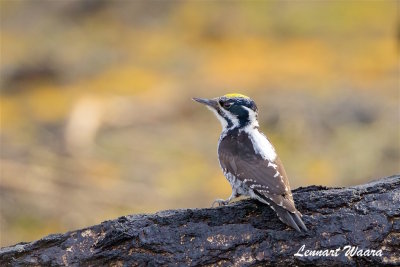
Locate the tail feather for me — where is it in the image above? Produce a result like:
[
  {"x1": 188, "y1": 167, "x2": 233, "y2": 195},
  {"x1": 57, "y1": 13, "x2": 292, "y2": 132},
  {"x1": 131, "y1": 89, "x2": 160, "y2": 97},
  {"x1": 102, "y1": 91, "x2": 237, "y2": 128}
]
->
[
  {"x1": 277, "y1": 208, "x2": 301, "y2": 232},
  {"x1": 292, "y1": 211, "x2": 308, "y2": 232},
  {"x1": 273, "y1": 203, "x2": 307, "y2": 232},
  {"x1": 254, "y1": 190, "x2": 307, "y2": 232}
]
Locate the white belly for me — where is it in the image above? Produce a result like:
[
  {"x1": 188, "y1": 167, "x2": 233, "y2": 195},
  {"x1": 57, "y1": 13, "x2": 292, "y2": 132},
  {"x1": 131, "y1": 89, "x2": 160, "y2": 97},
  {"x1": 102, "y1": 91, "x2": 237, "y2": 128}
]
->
[{"x1": 224, "y1": 172, "x2": 250, "y2": 196}]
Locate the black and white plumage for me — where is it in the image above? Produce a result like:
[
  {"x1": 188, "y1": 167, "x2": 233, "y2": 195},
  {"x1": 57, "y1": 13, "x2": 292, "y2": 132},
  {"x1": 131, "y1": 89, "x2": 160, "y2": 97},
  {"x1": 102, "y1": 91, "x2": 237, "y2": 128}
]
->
[{"x1": 193, "y1": 93, "x2": 307, "y2": 232}]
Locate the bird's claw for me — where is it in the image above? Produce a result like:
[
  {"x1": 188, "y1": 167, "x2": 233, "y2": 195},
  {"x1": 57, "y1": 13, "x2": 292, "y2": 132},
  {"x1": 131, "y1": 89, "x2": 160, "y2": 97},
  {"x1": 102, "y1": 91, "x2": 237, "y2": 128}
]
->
[{"x1": 212, "y1": 199, "x2": 228, "y2": 208}]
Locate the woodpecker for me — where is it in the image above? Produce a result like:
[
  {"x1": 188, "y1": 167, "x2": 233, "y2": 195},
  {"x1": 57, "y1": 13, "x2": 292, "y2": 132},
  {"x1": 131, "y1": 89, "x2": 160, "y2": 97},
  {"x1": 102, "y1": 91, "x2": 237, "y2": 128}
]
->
[{"x1": 193, "y1": 93, "x2": 307, "y2": 232}]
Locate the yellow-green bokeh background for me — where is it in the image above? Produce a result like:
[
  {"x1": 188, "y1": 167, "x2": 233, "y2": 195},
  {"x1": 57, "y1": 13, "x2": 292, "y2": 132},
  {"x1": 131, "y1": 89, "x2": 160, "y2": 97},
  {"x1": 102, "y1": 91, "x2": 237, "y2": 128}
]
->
[{"x1": 0, "y1": 1, "x2": 399, "y2": 247}]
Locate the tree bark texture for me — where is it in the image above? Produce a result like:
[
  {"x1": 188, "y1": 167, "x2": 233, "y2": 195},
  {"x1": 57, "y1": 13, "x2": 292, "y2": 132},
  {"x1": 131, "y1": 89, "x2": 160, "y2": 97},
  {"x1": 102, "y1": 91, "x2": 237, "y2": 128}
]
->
[{"x1": 1, "y1": 175, "x2": 399, "y2": 266}]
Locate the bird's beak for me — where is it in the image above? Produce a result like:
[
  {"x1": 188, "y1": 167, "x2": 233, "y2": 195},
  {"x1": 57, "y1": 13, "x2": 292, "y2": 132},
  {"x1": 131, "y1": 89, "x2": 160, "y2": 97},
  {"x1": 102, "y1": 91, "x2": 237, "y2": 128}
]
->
[{"x1": 192, "y1": 97, "x2": 219, "y2": 109}]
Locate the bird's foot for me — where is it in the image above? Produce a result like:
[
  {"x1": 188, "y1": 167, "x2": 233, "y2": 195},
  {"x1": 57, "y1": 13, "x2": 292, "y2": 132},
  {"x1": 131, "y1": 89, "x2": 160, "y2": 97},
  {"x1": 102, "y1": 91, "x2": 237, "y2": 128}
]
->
[{"x1": 212, "y1": 199, "x2": 229, "y2": 207}]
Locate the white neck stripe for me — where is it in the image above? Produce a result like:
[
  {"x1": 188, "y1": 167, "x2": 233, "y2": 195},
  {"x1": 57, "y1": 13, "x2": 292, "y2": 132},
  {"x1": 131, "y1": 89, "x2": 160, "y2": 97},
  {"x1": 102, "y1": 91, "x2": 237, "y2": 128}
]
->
[
  {"x1": 241, "y1": 106, "x2": 276, "y2": 161},
  {"x1": 242, "y1": 106, "x2": 259, "y2": 128},
  {"x1": 220, "y1": 108, "x2": 239, "y2": 129}
]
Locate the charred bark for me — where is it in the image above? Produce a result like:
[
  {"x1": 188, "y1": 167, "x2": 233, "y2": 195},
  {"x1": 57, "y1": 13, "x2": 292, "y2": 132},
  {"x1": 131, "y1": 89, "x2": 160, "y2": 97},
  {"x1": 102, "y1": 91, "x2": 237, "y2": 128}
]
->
[{"x1": 1, "y1": 175, "x2": 399, "y2": 266}]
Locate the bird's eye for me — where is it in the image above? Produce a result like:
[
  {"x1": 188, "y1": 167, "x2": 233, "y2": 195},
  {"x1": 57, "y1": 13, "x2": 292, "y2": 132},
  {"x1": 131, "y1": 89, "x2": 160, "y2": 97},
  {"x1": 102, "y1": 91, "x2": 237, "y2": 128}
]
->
[{"x1": 220, "y1": 101, "x2": 232, "y2": 109}]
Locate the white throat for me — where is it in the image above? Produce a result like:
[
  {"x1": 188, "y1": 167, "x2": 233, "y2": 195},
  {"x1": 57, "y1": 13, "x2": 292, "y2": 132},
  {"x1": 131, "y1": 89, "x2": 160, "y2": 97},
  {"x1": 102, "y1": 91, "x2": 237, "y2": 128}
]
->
[
  {"x1": 207, "y1": 107, "x2": 228, "y2": 131},
  {"x1": 208, "y1": 107, "x2": 239, "y2": 133}
]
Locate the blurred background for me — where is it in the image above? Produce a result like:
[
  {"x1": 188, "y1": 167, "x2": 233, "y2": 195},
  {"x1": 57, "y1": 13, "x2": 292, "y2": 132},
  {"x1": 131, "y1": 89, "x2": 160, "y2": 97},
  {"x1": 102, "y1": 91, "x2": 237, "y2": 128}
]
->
[{"x1": 0, "y1": 0, "x2": 398, "y2": 247}]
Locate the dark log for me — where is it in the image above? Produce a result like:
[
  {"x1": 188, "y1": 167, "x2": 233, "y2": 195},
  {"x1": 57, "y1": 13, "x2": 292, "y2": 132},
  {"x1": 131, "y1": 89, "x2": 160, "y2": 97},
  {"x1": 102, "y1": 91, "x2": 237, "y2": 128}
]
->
[{"x1": 1, "y1": 175, "x2": 399, "y2": 266}]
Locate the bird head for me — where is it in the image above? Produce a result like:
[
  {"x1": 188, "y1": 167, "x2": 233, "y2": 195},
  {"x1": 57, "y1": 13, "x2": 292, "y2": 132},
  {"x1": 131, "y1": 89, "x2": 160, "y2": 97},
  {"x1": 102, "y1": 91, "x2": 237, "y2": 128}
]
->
[{"x1": 193, "y1": 93, "x2": 258, "y2": 131}]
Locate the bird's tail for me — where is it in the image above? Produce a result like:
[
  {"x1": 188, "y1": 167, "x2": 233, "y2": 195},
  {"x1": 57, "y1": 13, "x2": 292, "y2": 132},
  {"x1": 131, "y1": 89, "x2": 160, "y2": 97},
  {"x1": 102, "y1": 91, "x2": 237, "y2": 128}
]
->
[
  {"x1": 271, "y1": 202, "x2": 308, "y2": 232},
  {"x1": 254, "y1": 191, "x2": 308, "y2": 232}
]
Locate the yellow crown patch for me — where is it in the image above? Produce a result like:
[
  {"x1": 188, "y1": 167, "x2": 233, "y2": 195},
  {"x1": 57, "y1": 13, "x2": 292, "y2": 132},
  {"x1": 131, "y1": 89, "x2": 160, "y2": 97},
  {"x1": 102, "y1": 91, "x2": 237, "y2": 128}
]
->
[{"x1": 223, "y1": 93, "x2": 250, "y2": 99}]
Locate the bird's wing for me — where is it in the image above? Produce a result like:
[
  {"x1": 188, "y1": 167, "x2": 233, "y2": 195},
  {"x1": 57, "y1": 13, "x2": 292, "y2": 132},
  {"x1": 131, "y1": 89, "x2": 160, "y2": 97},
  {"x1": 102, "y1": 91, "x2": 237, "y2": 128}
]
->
[{"x1": 219, "y1": 132, "x2": 297, "y2": 213}]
